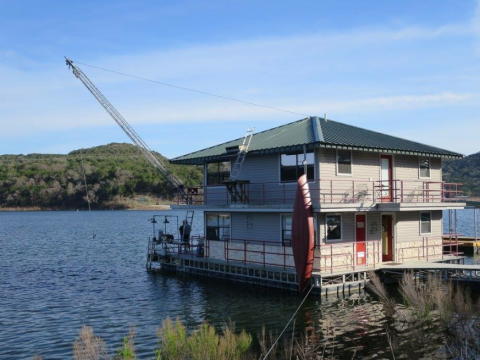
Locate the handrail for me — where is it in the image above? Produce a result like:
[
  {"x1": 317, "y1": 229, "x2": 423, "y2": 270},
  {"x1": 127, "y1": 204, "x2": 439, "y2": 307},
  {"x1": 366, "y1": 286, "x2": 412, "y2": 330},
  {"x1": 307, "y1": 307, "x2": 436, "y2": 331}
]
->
[
  {"x1": 221, "y1": 238, "x2": 295, "y2": 270},
  {"x1": 315, "y1": 239, "x2": 381, "y2": 274},
  {"x1": 177, "y1": 179, "x2": 463, "y2": 206},
  {"x1": 398, "y1": 235, "x2": 464, "y2": 262}
]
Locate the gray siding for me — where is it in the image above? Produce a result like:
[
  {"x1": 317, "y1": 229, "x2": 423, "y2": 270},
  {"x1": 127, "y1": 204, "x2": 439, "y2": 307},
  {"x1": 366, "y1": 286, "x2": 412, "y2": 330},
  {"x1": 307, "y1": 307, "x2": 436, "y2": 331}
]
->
[
  {"x1": 396, "y1": 210, "x2": 442, "y2": 243},
  {"x1": 236, "y1": 154, "x2": 279, "y2": 183},
  {"x1": 231, "y1": 212, "x2": 282, "y2": 244},
  {"x1": 367, "y1": 213, "x2": 382, "y2": 242},
  {"x1": 395, "y1": 155, "x2": 442, "y2": 182}
]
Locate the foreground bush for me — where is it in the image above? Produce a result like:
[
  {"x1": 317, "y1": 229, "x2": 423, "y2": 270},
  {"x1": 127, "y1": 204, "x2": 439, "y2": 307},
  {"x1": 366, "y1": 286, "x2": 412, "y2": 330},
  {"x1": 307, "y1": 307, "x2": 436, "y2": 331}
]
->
[{"x1": 156, "y1": 317, "x2": 252, "y2": 360}]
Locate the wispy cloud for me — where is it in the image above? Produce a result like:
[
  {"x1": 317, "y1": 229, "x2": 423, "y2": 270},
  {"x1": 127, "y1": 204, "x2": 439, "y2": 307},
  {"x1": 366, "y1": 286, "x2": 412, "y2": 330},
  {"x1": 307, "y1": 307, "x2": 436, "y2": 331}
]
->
[
  {"x1": 473, "y1": 0, "x2": 480, "y2": 55},
  {"x1": 1, "y1": 19, "x2": 479, "y2": 156}
]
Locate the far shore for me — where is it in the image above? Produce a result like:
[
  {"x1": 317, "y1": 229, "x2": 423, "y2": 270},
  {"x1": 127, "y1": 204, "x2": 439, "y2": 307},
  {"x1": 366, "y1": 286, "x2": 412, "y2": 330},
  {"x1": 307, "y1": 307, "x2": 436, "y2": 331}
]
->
[{"x1": 0, "y1": 204, "x2": 172, "y2": 212}]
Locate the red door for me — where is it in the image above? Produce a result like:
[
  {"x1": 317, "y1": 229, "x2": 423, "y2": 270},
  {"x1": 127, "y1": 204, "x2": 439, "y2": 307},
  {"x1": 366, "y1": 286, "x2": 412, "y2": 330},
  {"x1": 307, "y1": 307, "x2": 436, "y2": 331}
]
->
[
  {"x1": 380, "y1": 155, "x2": 393, "y2": 202},
  {"x1": 382, "y1": 215, "x2": 393, "y2": 262},
  {"x1": 355, "y1": 214, "x2": 366, "y2": 265}
]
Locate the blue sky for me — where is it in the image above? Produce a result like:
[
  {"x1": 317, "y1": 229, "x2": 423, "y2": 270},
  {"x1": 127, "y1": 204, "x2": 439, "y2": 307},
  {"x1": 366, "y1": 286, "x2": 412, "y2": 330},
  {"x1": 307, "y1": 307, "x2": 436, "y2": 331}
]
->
[{"x1": 1, "y1": 0, "x2": 479, "y2": 158}]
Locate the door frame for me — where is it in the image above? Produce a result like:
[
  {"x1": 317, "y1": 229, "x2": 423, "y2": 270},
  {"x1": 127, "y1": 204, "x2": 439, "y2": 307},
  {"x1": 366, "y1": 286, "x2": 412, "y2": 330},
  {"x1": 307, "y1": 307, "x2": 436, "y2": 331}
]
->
[
  {"x1": 354, "y1": 212, "x2": 367, "y2": 266},
  {"x1": 380, "y1": 154, "x2": 394, "y2": 202},
  {"x1": 381, "y1": 212, "x2": 396, "y2": 262}
]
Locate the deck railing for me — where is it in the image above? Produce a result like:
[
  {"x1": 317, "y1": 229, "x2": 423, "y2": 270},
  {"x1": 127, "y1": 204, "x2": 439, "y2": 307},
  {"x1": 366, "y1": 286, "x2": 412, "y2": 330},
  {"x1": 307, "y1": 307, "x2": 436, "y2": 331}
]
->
[
  {"x1": 157, "y1": 235, "x2": 461, "y2": 275},
  {"x1": 398, "y1": 235, "x2": 463, "y2": 262},
  {"x1": 176, "y1": 179, "x2": 463, "y2": 206},
  {"x1": 315, "y1": 240, "x2": 381, "y2": 274},
  {"x1": 223, "y1": 238, "x2": 295, "y2": 270},
  {"x1": 178, "y1": 237, "x2": 382, "y2": 274}
]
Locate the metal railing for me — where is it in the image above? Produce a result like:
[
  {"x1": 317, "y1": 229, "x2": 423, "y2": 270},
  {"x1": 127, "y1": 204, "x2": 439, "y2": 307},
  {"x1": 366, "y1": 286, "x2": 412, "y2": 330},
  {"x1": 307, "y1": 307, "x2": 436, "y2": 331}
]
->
[
  {"x1": 315, "y1": 240, "x2": 381, "y2": 274},
  {"x1": 177, "y1": 235, "x2": 210, "y2": 258},
  {"x1": 176, "y1": 179, "x2": 463, "y2": 206},
  {"x1": 398, "y1": 235, "x2": 463, "y2": 262},
  {"x1": 223, "y1": 238, "x2": 295, "y2": 270}
]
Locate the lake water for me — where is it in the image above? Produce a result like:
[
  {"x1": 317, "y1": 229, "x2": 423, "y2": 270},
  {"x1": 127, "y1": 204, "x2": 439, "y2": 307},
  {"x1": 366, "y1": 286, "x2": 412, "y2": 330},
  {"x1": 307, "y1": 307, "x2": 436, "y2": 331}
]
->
[{"x1": 0, "y1": 209, "x2": 479, "y2": 359}]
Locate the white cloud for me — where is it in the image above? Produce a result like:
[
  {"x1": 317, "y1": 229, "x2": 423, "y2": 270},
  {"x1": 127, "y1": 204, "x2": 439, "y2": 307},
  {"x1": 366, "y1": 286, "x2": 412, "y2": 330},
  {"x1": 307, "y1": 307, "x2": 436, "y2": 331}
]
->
[{"x1": 1, "y1": 20, "x2": 479, "y2": 156}]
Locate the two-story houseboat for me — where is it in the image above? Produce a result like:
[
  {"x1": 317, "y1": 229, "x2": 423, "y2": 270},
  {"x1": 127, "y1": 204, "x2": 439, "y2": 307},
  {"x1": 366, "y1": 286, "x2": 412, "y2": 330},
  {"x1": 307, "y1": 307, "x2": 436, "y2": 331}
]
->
[{"x1": 148, "y1": 116, "x2": 465, "y2": 294}]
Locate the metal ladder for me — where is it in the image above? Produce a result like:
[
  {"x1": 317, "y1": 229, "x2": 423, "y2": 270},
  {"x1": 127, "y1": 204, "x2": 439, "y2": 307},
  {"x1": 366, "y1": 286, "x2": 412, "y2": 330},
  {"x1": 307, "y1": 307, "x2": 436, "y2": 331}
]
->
[
  {"x1": 182, "y1": 211, "x2": 194, "y2": 239},
  {"x1": 185, "y1": 211, "x2": 194, "y2": 227},
  {"x1": 230, "y1": 128, "x2": 255, "y2": 180}
]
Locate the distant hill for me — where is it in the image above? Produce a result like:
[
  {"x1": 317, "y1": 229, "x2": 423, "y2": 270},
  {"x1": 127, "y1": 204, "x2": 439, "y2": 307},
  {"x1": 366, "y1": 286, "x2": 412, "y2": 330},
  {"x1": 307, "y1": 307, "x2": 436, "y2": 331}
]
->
[
  {"x1": 443, "y1": 152, "x2": 480, "y2": 198},
  {"x1": 0, "y1": 143, "x2": 202, "y2": 210}
]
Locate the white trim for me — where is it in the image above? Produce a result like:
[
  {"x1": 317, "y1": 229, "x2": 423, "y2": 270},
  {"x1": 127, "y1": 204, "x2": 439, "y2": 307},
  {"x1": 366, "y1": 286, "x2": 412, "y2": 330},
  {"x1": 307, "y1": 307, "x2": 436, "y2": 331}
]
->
[
  {"x1": 418, "y1": 156, "x2": 431, "y2": 179},
  {"x1": 325, "y1": 213, "x2": 343, "y2": 242},
  {"x1": 419, "y1": 211, "x2": 432, "y2": 235},
  {"x1": 336, "y1": 149, "x2": 353, "y2": 176}
]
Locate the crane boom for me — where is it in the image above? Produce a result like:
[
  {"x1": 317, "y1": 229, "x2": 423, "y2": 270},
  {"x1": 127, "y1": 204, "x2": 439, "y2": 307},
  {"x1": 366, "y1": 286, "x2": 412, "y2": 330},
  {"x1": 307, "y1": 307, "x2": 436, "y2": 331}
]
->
[{"x1": 65, "y1": 57, "x2": 186, "y2": 198}]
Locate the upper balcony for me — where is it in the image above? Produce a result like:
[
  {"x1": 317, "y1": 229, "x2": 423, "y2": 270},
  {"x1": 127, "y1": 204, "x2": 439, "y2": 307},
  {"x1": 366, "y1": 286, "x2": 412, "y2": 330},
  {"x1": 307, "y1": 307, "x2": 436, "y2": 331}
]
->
[{"x1": 176, "y1": 179, "x2": 464, "y2": 211}]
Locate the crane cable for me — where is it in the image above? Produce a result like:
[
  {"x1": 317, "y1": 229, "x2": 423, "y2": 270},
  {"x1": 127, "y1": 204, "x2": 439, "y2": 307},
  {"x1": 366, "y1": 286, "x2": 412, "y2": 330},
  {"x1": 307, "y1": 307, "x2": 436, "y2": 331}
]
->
[
  {"x1": 262, "y1": 283, "x2": 314, "y2": 360},
  {"x1": 70, "y1": 60, "x2": 310, "y2": 118}
]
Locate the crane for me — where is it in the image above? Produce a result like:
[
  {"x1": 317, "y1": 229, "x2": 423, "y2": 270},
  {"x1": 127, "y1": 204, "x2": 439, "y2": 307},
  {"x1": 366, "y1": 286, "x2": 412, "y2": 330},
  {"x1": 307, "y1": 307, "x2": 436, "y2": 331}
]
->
[{"x1": 65, "y1": 57, "x2": 188, "y2": 201}]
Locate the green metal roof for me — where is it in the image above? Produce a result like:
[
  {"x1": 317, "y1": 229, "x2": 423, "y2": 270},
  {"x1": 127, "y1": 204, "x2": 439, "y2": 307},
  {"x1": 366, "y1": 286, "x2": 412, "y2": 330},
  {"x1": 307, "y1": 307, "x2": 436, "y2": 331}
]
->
[{"x1": 170, "y1": 116, "x2": 463, "y2": 164}]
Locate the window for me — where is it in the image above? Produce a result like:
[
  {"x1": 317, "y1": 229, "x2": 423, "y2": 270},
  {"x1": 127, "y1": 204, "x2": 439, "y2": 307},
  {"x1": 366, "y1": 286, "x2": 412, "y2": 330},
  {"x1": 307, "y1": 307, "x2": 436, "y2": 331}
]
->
[
  {"x1": 207, "y1": 161, "x2": 230, "y2": 185},
  {"x1": 280, "y1": 152, "x2": 314, "y2": 182},
  {"x1": 419, "y1": 157, "x2": 430, "y2": 178},
  {"x1": 337, "y1": 150, "x2": 352, "y2": 175},
  {"x1": 420, "y1": 212, "x2": 431, "y2": 234},
  {"x1": 281, "y1": 215, "x2": 292, "y2": 246},
  {"x1": 206, "y1": 213, "x2": 230, "y2": 240},
  {"x1": 326, "y1": 214, "x2": 342, "y2": 241}
]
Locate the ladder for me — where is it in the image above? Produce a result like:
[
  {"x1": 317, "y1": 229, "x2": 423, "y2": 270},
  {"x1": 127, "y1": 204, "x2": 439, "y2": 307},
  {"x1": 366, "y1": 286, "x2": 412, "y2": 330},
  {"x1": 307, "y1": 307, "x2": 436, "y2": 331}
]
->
[
  {"x1": 185, "y1": 211, "x2": 194, "y2": 228},
  {"x1": 230, "y1": 128, "x2": 255, "y2": 180},
  {"x1": 181, "y1": 211, "x2": 194, "y2": 239}
]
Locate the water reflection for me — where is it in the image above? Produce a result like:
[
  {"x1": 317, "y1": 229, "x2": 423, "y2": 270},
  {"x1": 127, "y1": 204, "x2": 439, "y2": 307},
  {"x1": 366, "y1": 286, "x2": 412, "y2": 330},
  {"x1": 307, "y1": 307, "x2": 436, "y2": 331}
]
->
[{"x1": 0, "y1": 210, "x2": 478, "y2": 358}]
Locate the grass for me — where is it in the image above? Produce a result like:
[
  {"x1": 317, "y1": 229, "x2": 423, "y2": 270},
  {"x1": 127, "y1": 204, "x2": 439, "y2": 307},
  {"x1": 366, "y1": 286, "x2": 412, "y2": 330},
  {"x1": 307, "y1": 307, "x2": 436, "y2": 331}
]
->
[
  {"x1": 367, "y1": 271, "x2": 480, "y2": 359},
  {"x1": 31, "y1": 274, "x2": 480, "y2": 359}
]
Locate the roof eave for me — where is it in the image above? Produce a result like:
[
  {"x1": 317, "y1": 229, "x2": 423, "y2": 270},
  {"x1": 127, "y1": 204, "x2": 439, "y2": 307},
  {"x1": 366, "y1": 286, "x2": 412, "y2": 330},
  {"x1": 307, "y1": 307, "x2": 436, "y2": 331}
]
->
[{"x1": 320, "y1": 143, "x2": 463, "y2": 159}]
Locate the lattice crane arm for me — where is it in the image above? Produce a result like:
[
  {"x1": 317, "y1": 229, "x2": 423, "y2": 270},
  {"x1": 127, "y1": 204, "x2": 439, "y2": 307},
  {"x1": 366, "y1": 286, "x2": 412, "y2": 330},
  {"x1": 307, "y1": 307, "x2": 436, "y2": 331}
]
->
[{"x1": 65, "y1": 57, "x2": 185, "y2": 193}]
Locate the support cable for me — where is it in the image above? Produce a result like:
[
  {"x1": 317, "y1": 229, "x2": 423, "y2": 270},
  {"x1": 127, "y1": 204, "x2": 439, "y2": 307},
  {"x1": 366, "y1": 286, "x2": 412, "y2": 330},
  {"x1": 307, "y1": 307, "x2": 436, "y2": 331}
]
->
[
  {"x1": 262, "y1": 283, "x2": 314, "y2": 360},
  {"x1": 70, "y1": 60, "x2": 310, "y2": 117}
]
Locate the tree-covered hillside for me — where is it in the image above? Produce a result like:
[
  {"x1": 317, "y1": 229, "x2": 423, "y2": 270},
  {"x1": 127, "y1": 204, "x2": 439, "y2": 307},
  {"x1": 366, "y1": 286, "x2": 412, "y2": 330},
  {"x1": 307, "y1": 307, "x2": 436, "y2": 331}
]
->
[
  {"x1": 0, "y1": 143, "x2": 202, "y2": 209},
  {"x1": 443, "y1": 152, "x2": 480, "y2": 198}
]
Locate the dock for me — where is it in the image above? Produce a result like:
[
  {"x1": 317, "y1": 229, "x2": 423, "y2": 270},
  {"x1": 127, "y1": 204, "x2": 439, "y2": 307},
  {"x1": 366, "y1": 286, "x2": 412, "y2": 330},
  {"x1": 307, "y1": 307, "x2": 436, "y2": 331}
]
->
[
  {"x1": 443, "y1": 236, "x2": 480, "y2": 255},
  {"x1": 380, "y1": 258, "x2": 480, "y2": 282}
]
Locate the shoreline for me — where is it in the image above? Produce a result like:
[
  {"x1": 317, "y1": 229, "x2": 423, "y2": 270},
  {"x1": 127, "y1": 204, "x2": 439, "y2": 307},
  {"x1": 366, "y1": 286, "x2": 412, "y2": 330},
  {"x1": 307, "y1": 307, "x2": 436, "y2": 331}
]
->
[{"x1": 0, "y1": 204, "x2": 172, "y2": 212}]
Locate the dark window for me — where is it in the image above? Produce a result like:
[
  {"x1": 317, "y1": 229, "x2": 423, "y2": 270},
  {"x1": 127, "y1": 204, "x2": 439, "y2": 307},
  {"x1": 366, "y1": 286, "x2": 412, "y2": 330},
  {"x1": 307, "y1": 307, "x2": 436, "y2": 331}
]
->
[
  {"x1": 206, "y1": 213, "x2": 230, "y2": 240},
  {"x1": 282, "y1": 215, "x2": 292, "y2": 246},
  {"x1": 419, "y1": 157, "x2": 430, "y2": 178},
  {"x1": 207, "y1": 161, "x2": 230, "y2": 185},
  {"x1": 326, "y1": 214, "x2": 342, "y2": 241},
  {"x1": 420, "y1": 212, "x2": 431, "y2": 234},
  {"x1": 337, "y1": 150, "x2": 352, "y2": 175},
  {"x1": 280, "y1": 152, "x2": 314, "y2": 182}
]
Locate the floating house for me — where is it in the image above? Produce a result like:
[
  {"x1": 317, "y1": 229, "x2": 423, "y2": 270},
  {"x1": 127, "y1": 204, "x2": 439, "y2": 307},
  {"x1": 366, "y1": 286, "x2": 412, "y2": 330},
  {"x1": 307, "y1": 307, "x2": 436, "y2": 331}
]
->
[{"x1": 149, "y1": 116, "x2": 466, "y2": 293}]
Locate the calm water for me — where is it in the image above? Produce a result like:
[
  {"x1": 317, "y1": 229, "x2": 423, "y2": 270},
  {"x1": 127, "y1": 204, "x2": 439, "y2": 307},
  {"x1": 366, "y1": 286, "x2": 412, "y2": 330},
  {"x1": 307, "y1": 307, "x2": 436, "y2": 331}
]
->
[{"x1": 0, "y1": 210, "x2": 478, "y2": 359}]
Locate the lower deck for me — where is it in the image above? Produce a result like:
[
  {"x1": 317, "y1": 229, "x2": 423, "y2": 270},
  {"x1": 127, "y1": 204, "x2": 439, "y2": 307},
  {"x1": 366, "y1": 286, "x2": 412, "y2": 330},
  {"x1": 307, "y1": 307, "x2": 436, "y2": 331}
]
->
[{"x1": 147, "y1": 238, "x2": 474, "y2": 296}]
